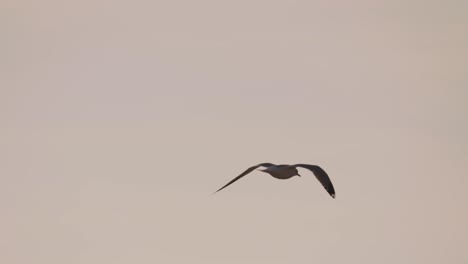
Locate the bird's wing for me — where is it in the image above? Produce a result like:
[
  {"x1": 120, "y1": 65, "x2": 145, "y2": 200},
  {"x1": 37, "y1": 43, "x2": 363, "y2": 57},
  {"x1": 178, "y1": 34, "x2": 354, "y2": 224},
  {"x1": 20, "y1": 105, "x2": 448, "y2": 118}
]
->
[
  {"x1": 293, "y1": 164, "x2": 336, "y2": 198},
  {"x1": 213, "y1": 163, "x2": 274, "y2": 194}
]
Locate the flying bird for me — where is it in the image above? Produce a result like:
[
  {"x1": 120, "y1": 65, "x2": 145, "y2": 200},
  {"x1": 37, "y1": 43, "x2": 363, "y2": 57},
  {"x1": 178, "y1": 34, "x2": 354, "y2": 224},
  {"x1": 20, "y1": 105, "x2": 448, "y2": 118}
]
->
[{"x1": 213, "y1": 163, "x2": 335, "y2": 198}]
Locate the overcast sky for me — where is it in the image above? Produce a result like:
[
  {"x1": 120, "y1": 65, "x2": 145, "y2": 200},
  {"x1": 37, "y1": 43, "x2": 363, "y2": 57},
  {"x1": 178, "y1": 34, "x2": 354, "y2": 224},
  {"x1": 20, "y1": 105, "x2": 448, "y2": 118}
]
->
[{"x1": 2, "y1": 0, "x2": 468, "y2": 263}]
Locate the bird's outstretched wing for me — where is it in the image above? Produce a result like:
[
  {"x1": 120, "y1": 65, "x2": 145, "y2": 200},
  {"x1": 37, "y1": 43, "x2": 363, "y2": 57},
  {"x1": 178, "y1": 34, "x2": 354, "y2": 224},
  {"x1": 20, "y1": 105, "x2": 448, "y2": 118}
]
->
[
  {"x1": 213, "y1": 163, "x2": 275, "y2": 194},
  {"x1": 293, "y1": 164, "x2": 336, "y2": 198}
]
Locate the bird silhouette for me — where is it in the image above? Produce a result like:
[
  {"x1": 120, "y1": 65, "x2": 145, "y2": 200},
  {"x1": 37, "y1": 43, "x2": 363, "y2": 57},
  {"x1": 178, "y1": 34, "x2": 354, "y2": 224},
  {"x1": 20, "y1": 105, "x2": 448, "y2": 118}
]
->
[{"x1": 213, "y1": 163, "x2": 335, "y2": 198}]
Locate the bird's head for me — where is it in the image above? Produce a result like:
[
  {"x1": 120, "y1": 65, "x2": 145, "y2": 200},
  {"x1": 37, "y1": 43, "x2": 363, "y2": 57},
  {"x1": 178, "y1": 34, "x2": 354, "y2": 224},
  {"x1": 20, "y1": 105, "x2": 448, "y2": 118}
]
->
[{"x1": 293, "y1": 167, "x2": 301, "y2": 177}]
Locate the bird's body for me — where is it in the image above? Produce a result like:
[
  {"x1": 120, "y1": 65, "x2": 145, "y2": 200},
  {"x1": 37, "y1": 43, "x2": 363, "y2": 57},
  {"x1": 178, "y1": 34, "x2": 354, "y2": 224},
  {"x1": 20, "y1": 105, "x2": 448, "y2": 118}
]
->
[
  {"x1": 260, "y1": 164, "x2": 299, "y2": 179},
  {"x1": 214, "y1": 163, "x2": 336, "y2": 198}
]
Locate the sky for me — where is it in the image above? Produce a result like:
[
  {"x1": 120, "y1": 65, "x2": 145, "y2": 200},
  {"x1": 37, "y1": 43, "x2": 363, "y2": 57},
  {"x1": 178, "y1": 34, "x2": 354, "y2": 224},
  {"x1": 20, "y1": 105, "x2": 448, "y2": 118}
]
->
[{"x1": 2, "y1": 0, "x2": 468, "y2": 263}]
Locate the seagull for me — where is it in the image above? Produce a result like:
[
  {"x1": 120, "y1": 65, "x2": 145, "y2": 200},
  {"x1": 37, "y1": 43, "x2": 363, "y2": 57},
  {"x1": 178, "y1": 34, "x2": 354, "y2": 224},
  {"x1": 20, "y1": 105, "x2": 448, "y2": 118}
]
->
[{"x1": 213, "y1": 163, "x2": 336, "y2": 198}]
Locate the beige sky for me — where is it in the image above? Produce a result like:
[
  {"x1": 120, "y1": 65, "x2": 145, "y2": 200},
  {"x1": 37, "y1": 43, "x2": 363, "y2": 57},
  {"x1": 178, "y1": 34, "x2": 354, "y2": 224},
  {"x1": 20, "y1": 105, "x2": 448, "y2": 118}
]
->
[{"x1": 2, "y1": 0, "x2": 468, "y2": 263}]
